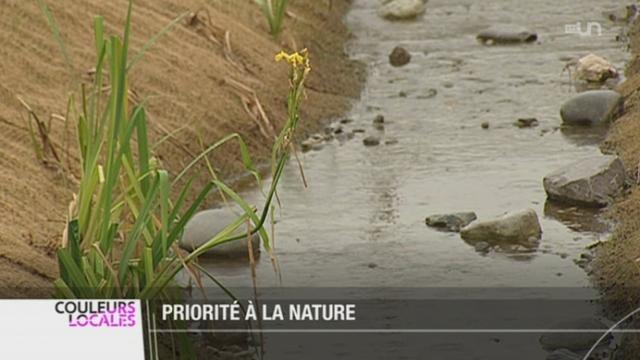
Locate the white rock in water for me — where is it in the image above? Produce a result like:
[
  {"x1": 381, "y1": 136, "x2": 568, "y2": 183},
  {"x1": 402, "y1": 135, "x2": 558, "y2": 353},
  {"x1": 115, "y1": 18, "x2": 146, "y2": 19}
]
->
[
  {"x1": 476, "y1": 25, "x2": 538, "y2": 44},
  {"x1": 378, "y1": 0, "x2": 427, "y2": 20},
  {"x1": 543, "y1": 155, "x2": 625, "y2": 207},
  {"x1": 460, "y1": 209, "x2": 542, "y2": 243},
  {"x1": 180, "y1": 207, "x2": 261, "y2": 258},
  {"x1": 575, "y1": 53, "x2": 618, "y2": 82}
]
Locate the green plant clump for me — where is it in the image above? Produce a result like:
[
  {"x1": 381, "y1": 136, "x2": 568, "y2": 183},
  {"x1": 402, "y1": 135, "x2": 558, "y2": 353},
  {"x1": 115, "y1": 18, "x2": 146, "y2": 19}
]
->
[
  {"x1": 40, "y1": 0, "x2": 310, "y2": 300},
  {"x1": 256, "y1": 0, "x2": 289, "y2": 36}
]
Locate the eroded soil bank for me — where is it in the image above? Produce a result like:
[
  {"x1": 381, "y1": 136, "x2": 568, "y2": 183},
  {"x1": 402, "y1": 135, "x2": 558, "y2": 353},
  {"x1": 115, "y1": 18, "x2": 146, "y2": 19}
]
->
[
  {"x1": 0, "y1": 0, "x2": 363, "y2": 297},
  {"x1": 596, "y1": 19, "x2": 640, "y2": 358}
]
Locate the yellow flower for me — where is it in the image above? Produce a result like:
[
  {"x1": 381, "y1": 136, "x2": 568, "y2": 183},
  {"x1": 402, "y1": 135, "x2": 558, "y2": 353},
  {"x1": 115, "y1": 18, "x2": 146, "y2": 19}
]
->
[
  {"x1": 274, "y1": 51, "x2": 288, "y2": 62},
  {"x1": 275, "y1": 49, "x2": 311, "y2": 71}
]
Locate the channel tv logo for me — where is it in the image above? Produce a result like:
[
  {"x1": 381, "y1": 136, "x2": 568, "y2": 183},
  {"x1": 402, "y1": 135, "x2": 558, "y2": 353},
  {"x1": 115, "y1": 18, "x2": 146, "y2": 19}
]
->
[
  {"x1": 55, "y1": 300, "x2": 138, "y2": 328},
  {"x1": 565, "y1": 21, "x2": 603, "y2": 37}
]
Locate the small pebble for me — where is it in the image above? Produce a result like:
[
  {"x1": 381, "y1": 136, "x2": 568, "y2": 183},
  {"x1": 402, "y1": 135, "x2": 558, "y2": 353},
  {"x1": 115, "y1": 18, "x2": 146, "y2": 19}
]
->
[
  {"x1": 363, "y1": 136, "x2": 381, "y2": 146},
  {"x1": 481, "y1": 122, "x2": 490, "y2": 129},
  {"x1": 514, "y1": 117, "x2": 539, "y2": 128},
  {"x1": 389, "y1": 46, "x2": 411, "y2": 67}
]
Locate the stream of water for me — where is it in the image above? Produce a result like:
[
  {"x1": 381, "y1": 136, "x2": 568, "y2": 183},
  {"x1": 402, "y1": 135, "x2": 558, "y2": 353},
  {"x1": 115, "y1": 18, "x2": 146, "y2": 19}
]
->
[
  {"x1": 206, "y1": 0, "x2": 628, "y2": 288},
  {"x1": 197, "y1": 0, "x2": 632, "y2": 358}
]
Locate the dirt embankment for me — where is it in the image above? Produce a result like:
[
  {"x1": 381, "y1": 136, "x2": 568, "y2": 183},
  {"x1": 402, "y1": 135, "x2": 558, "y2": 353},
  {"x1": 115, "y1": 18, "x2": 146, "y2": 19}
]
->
[
  {"x1": 596, "y1": 19, "x2": 640, "y2": 357},
  {"x1": 0, "y1": 0, "x2": 363, "y2": 297}
]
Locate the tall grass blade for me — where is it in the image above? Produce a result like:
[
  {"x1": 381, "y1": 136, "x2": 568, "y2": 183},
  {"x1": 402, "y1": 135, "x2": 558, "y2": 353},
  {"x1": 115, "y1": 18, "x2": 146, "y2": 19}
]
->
[
  {"x1": 36, "y1": 0, "x2": 75, "y2": 78},
  {"x1": 127, "y1": 12, "x2": 190, "y2": 70}
]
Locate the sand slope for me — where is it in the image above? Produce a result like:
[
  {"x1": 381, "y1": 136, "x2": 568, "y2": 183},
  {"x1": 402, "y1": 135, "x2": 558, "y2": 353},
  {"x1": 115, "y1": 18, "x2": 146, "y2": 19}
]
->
[
  {"x1": 0, "y1": 0, "x2": 362, "y2": 297},
  {"x1": 596, "y1": 19, "x2": 640, "y2": 357}
]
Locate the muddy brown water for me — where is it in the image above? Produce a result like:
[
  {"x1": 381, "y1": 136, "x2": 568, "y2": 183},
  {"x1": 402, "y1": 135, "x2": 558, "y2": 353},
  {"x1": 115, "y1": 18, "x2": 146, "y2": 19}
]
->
[{"x1": 194, "y1": 0, "x2": 632, "y2": 358}]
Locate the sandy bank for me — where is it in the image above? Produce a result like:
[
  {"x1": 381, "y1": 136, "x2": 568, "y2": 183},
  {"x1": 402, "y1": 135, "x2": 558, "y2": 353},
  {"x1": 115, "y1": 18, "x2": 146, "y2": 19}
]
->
[
  {"x1": 595, "y1": 18, "x2": 640, "y2": 357},
  {"x1": 0, "y1": 0, "x2": 363, "y2": 297}
]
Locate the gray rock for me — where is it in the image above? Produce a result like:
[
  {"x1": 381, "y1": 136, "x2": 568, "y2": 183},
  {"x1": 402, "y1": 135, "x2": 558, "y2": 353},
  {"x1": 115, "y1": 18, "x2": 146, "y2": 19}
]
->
[
  {"x1": 180, "y1": 207, "x2": 260, "y2": 258},
  {"x1": 477, "y1": 25, "x2": 538, "y2": 45},
  {"x1": 389, "y1": 46, "x2": 411, "y2": 67},
  {"x1": 425, "y1": 212, "x2": 477, "y2": 232},
  {"x1": 460, "y1": 209, "x2": 542, "y2": 243},
  {"x1": 560, "y1": 90, "x2": 623, "y2": 126},
  {"x1": 363, "y1": 136, "x2": 381, "y2": 146},
  {"x1": 378, "y1": 0, "x2": 427, "y2": 20},
  {"x1": 546, "y1": 349, "x2": 580, "y2": 360},
  {"x1": 540, "y1": 318, "x2": 611, "y2": 352},
  {"x1": 543, "y1": 155, "x2": 625, "y2": 207}
]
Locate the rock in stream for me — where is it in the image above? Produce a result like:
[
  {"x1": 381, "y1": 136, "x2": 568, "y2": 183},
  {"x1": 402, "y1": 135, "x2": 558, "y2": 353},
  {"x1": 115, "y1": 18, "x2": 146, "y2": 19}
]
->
[
  {"x1": 180, "y1": 207, "x2": 261, "y2": 258},
  {"x1": 560, "y1": 90, "x2": 623, "y2": 126},
  {"x1": 389, "y1": 46, "x2": 411, "y2": 67},
  {"x1": 363, "y1": 136, "x2": 381, "y2": 146},
  {"x1": 476, "y1": 25, "x2": 538, "y2": 45},
  {"x1": 543, "y1": 155, "x2": 625, "y2": 207},
  {"x1": 460, "y1": 209, "x2": 542, "y2": 243},
  {"x1": 378, "y1": 0, "x2": 428, "y2": 20},
  {"x1": 425, "y1": 212, "x2": 477, "y2": 232},
  {"x1": 573, "y1": 53, "x2": 619, "y2": 83},
  {"x1": 514, "y1": 118, "x2": 539, "y2": 128}
]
